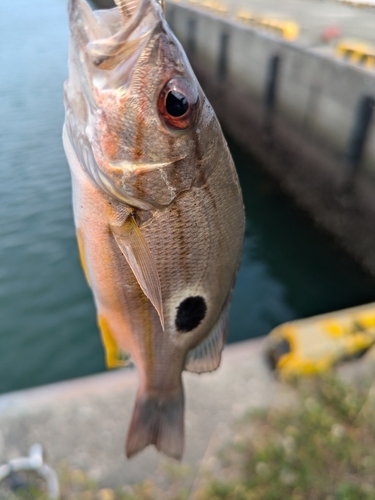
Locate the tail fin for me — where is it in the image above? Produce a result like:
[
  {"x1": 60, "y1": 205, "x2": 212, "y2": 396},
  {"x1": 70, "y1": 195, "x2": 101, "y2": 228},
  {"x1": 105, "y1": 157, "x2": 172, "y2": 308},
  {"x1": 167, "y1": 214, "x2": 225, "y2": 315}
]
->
[{"x1": 126, "y1": 389, "x2": 184, "y2": 460}]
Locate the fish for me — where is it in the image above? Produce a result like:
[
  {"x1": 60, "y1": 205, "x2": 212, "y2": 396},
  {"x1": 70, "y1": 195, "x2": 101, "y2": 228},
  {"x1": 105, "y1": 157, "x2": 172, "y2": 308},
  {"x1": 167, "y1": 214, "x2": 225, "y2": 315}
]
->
[{"x1": 63, "y1": 0, "x2": 245, "y2": 460}]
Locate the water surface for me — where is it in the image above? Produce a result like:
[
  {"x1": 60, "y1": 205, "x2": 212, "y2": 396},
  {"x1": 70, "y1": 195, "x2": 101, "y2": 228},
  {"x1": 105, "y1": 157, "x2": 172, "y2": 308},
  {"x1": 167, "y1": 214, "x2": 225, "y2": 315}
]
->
[{"x1": 1, "y1": 0, "x2": 375, "y2": 394}]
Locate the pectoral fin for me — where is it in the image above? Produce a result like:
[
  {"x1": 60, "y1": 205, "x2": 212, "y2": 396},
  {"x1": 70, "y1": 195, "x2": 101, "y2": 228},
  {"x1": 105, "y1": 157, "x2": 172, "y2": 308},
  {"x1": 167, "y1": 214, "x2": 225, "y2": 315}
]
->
[{"x1": 111, "y1": 215, "x2": 164, "y2": 330}]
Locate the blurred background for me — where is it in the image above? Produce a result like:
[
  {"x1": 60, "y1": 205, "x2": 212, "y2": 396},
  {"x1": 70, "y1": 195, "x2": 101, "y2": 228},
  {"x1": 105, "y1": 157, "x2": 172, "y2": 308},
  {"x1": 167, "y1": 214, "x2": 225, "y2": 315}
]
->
[{"x1": 2, "y1": 0, "x2": 375, "y2": 394}]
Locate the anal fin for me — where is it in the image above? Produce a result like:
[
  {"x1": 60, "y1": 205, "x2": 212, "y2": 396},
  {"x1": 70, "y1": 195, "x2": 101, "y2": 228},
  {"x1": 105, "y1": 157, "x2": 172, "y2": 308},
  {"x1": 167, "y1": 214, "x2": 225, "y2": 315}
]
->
[{"x1": 185, "y1": 300, "x2": 230, "y2": 373}]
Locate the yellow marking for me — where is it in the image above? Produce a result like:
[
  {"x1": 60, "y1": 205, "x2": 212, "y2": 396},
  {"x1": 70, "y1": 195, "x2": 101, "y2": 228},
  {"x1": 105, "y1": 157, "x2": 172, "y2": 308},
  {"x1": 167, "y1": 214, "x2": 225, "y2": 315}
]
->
[
  {"x1": 98, "y1": 315, "x2": 127, "y2": 369},
  {"x1": 76, "y1": 229, "x2": 91, "y2": 287},
  {"x1": 336, "y1": 40, "x2": 375, "y2": 68},
  {"x1": 236, "y1": 9, "x2": 255, "y2": 23},
  {"x1": 279, "y1": 354, "x2": 335, "y2": 379},
  {"x1": 200, "y1": 0, "x2": 227, "y2": 14},
  {"x1": 357, "y1": 312, "x2": 375, "y2": 329},
  {"x1": 340, "y1": 0, "x2": 375, "y2": 7},
  {"x1": 270, "y1": 310, "x2": 375, "y2": 378},
  {"x1": 320, "y1": 320, "x2": 345, "y2": 338},
  {"x1": 235, "y1": 12, "x2": 299, "y2": 41}
]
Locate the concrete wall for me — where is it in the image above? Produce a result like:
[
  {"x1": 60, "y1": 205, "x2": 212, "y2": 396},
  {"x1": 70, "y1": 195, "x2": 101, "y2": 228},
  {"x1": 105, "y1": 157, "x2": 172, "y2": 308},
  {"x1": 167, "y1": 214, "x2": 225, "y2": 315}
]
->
[
  {"x1": 166, "y1": 2, "x2": 375, "y2": 276},
  {"x1": 167, "y1": 2, "x2": 375, "y2": 176}
]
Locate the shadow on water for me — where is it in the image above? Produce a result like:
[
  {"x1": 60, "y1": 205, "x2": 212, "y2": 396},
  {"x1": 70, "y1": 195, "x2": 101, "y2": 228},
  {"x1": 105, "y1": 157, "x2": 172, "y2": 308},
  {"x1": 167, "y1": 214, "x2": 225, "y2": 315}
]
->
[
  {"x1": 1, "y1": 0, "x2": 375, "y2": 394},
  {"x1": 228, "y1": 136, "x2": 375, "y2": 343}
]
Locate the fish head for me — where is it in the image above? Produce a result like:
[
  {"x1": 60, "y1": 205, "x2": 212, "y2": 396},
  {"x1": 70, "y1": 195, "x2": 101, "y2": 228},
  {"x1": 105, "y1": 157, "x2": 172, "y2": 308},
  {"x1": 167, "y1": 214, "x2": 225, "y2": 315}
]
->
[{"x1": 65, "y1": 0, "x2": 221, "y2": 210}]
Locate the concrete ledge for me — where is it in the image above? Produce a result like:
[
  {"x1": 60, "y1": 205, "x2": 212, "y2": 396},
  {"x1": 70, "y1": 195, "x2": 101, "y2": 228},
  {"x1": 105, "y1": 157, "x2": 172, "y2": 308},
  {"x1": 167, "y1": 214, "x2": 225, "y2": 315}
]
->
[{"x1": 0, "y1": 338, "x2": 295, "y2": 487}]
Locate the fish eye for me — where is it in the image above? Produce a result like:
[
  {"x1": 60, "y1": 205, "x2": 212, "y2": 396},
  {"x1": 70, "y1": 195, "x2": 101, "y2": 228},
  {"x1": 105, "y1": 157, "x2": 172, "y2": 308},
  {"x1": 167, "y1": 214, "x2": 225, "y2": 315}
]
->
[
  {"x1": 158, "y1": 76, "x2": 199, "y2": 130},
  {"x1": 166, "y1": 91, "x2": 189, "y2": 117}
]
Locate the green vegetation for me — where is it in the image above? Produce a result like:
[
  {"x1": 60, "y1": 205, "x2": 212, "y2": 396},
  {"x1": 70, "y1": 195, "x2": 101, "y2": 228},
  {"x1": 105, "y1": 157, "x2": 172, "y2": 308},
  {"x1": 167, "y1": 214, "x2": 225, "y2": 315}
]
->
[
  {"x1": 2, "y1": 375, "x2": 375, "y2": 499},
  {"x1": 196, "y1": 375, "x2": 375, "y2": 500}
]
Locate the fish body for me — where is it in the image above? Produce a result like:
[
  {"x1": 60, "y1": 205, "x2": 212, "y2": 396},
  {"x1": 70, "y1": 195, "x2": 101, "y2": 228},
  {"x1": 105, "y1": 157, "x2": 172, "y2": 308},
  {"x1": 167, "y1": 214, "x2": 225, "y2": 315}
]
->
[{"x1": 63, "y1": 0, "x2": 245, "y2": 459}]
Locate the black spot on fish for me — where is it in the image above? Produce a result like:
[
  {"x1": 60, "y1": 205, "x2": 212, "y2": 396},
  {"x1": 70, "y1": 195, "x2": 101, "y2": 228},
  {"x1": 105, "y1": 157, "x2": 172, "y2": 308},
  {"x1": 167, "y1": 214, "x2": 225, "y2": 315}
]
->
[{"x1": 175, "y1": 296, "x2": 207, "y2": 332}]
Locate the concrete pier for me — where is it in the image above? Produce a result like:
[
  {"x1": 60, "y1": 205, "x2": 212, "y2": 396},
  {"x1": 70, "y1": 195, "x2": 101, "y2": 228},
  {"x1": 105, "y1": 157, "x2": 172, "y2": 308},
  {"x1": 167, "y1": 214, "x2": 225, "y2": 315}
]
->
[
  {"x1": 1, "y1": 336, "x2": 375, "y2": 490},
  {"x1": 0, "y1": 339, "x2": 296, "y2": 488},
  {"x1": 165, "y1": 0, "x2": 375, "y2": 276}
]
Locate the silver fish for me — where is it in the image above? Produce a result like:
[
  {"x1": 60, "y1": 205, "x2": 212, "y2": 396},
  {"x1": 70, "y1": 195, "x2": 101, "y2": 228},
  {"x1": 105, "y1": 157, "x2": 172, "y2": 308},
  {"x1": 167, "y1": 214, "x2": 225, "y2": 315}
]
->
[{"x1": 63, "y1": 0, "x2": 245, "y2": 459}]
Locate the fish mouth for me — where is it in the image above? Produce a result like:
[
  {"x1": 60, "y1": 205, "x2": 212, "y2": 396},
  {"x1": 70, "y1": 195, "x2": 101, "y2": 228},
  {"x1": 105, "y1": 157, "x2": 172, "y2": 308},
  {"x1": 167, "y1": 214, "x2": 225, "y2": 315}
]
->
[
  {"x1": 68, "y1": 0, "x2": 164, "y2": 96},
  {"x1": 87, "y1": 0, "x2": 164, "y2": 72},
  {"x1": 68, "y1": 0, "x2": 165, "y2": 78}
]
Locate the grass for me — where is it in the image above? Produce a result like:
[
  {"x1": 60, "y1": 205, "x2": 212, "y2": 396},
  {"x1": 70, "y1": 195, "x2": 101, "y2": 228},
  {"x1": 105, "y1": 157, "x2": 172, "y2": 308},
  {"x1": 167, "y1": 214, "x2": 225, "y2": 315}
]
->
[
  {"x1": 196, "y1": 375, "x2": 375, "y2": 500},
  {"x1": 2, "y1": 375, "x2": 375, "y2": 499}
]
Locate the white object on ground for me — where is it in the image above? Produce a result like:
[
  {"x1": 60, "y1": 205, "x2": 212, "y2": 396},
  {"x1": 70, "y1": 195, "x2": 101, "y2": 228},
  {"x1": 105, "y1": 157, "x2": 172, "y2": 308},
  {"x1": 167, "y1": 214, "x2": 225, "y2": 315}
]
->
[{"x1": 0, "y1": 443, "x2": 60, "y2": 499}]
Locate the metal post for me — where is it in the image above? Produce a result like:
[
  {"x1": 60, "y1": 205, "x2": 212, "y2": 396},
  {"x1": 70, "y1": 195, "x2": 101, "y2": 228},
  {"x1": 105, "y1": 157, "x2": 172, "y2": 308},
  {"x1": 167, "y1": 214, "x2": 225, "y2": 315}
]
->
[
  {"x1": 187, "y1": 18, "x2": 197, "y2": 57},
  {"x1": 341, "y1": 95, "x2": 374, "y2": 195},
  {"x1": 217, "y1": 32, "x2": 229, "y2": 83},
  {"x1": 264, "y1": 55, "x2": 281, "y2": 113},
  {"x1": 263, "y1": 54, "x2": 281, "y2": 140}
]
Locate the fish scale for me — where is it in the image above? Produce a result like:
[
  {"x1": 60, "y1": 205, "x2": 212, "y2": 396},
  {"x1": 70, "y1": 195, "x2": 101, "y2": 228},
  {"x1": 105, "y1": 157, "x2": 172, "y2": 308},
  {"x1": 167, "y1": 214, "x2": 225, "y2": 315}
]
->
[{"x1": 63, "y1": 0, "x2": 244, "y2": 459}]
